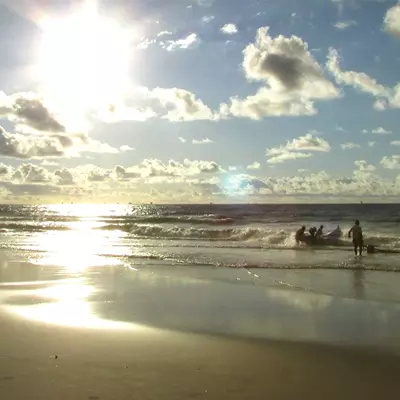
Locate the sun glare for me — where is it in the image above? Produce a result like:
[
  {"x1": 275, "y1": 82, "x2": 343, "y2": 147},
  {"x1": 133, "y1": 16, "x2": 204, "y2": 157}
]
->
[{"x1": 37, "y1": 1, "x2": 132, "y2": 111}]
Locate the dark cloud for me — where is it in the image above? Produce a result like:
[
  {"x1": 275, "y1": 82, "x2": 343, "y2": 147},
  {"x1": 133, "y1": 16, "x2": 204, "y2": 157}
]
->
[
  {"x1": 54, "y1": 169, "x2": 74, "y2": 185},
  {"x1": 87, "y1": 170, "x2": 110, "y2": 182},
  {"x1": 12, "y1": 95, "x2": 66, "y2": 132},
  {"x1": 114, "y1": 165, "x2": 141, "y2": 180}
]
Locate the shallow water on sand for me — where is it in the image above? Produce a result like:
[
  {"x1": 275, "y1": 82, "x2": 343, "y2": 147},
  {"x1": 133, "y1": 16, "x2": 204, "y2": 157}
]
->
[{"x1": 0, "y1": 251, "x2": 400, "y2": 355}]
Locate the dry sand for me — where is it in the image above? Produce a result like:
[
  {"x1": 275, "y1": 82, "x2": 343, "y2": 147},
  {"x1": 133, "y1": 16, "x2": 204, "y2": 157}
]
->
[{"x1": 1, "y1": 309, "x2": 400, "y2": 400}]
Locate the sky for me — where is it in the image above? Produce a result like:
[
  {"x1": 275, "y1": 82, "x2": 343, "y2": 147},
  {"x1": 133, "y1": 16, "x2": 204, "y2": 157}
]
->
[{"x1": 0, "y1": 0, "x2": 400, "y2": 203}]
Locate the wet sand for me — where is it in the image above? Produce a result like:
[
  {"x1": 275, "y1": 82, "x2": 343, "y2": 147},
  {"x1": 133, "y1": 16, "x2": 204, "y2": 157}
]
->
[
  {"x1": 1, "y1": 252, "x2": 400, "y2": 399},
  {"x1": 1, "y1": 309, "x2": 400, "y2": 400}
]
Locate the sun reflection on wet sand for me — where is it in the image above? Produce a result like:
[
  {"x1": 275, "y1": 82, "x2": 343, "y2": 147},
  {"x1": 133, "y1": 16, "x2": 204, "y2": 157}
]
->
[{"x1": 7, "y1": 280, "x2": 139, "y2": 330}]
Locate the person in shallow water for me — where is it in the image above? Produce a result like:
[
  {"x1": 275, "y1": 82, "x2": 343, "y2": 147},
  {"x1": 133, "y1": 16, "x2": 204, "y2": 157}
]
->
[
  {"x1": 295, "y1": 225, "x2": 306, "y2": 244},
  {"x1": 348, "y1": 220, "x2": 363, "y2": 256},
  {"x1": 309, "y1": 226, "x2": 317, "y2": 237},
  {"x1": 316, "y1": 225, "x2": 324, "y2": 238}
]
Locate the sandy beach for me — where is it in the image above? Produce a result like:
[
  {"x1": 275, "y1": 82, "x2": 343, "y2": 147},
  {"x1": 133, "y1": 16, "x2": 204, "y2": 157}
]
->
[
  {"x1": 1, "y1": 306, "x2": 400, "y2": 400},
  {"x1": 1, "y1": 248, "x2": 400, "y2": 399}
]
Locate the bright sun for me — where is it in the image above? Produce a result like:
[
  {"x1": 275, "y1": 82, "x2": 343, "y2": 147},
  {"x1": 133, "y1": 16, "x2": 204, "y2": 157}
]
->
[{"x1": 37, "y1": 1, "x2": 132, "y2": 112}]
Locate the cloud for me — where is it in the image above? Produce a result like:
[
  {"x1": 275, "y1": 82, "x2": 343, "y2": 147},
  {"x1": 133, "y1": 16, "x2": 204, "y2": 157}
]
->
[
  {"x1": 336, "y1": 125, "x2": 347, "y2": 132},
  {"x1": 372, "y1": 127, "x2": 392, "y2": 134},
  {"x1": 0, "y1": 159, "x2": 400, "y2": 202},
  {"x1": 178, "y1": 137, "x2": 186, "y2": 143},
  {"x1": 354, "y1": 160, "x2": 376, "y2": 172},
  {"x1": 0, "y1": 126, "x2": 64, "y2": 159},
  {"x1": 285, "y1": 133, "x2": 331, "y2": 152},
  {"x1": 113, "y1": 159, "x2": 224, "y2": 181},
  {"x1": 383, "y1": 2, "x2": 400, "y2": 38},
  {"x1": 41, "y1": 160, "x2": 58, "y2": 167},
  {"x1": 326, "y1": 48, "x2": 400, "y2": 109},
  {"x1": 326, "y1": 49, "x2": 389, "y2": 97},
  {"x1": 341, "y1": 142, "x2": 361, "y2": 149},
  {"x1": 192, "y1": 138, "x2": 213, "y2": 144},
  {"x1": 221, "y1": 27, "x2": 339, "y2": 119},
  {"x1": 137, "y1": 38, "x2": 156, "y2": 50},
  {"x1": 368, "y1": 141, "x2": 376, "y2": 147},
  {"x1": 54, "y1": 169, "x2": 74, "y2": 185},
  {"x1": 220, "y1": 89, "x2": 317, "y2": 119},
  {"x1": 0, "y1": 125, "x2": 118, "y2": 160},
  {"x1": 267, "y1": 149, "x2": 312, "y2": 164},
  {"x1": 0, "y1": 91, "x2": 120, "y2": 159},
  {"x1": 157, "y1": 31, "x2": 172, "y2": 37},
  {"x1": 162, "y1": 33, "x2": 199, "y2": 51},
  {"x1": 215, "y1": 168, "x2": 400, "y2": 199},
  {"x1": 242, "y1": 28, "x2": 338, "y2": 96},
  {"x1": 381, "y1": 155, "x2": 400, "y2": 169},
  {"x1": 366, "y1": 127, "x2": 392, "y2": 134},
  {"x1": 333, "y1": 20, "x2": 357, "y2": 30},
  {"x1": 202, "y1": 16, "x2": 215, "y2": 23},
  {"x1": 247, "y1": 161, "x2": 261, "y2": 170},
  {"x1": 102, "y1": 101, "x2": 158, "y2": 122},
  {"x1": 266, "y1": 132, "x2": 330, "y2": 164},
  {"x1": 0, "y1": 92, "x2": 66, "y2": 133},
  {"x1": 113, "y1": 165, "x2": 141, "y2": 181},
  {"x1": 103, "y1": 86, "x2": 216, "y2": 123},
  {"x1": 150, "y1": 88, "x2": 216, "y2": 121},
  {"x1": 120, "y1": 145, "x2": 135, "y2": 152},
  {"x1": 87, "y1": 168, "x2": 111, "y2": 182},
  {"x1": 221, "y1": 23, "x2": 238, "y2": 35},
  {"x1": 391, "y1": 140, "x2": 400, "y2": 146},
  {"x1": 11, "y1": 163, "x2": 53, "y2": 183}
]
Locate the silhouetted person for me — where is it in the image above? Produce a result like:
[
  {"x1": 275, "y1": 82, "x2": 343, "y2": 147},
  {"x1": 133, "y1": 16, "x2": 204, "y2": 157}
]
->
[
  {"x1": 295, "y1": 226, "x2": 306, "y2": 244},
  {"x1": 348, "y1": 220, "x2": 363, "y2": 256},
  {"x1": 309, "y1": 226, "x2": 317, "y2": 237}
]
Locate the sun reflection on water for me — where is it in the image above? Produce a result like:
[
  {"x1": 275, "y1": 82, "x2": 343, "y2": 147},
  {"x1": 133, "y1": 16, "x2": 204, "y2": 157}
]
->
[{"x1": 30, "y1": 219, "x2": 127, "y2": 272}]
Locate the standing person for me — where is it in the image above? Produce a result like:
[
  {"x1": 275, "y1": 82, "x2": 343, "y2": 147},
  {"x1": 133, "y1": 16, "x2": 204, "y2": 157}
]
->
[
  {"x1": 316, "y1": 225, "x2": 324, "y2": 237},
  {"x1": 348, "y1": 220, "x2": 363, "y2": 256}
]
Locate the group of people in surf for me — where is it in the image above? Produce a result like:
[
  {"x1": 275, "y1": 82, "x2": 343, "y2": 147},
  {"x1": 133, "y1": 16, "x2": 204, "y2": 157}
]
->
[
  {"x1": 295, "y1": 219, "x2": 378, "y2": 256},
  {"x1": 295, "y1": 224, "x2": 326, "y2": 244}
]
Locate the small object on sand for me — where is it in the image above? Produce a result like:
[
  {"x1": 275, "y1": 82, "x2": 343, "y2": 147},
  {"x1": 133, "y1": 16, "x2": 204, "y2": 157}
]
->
[{"x1": 54, "y1": 355, "x2": 58, "y2": 359}]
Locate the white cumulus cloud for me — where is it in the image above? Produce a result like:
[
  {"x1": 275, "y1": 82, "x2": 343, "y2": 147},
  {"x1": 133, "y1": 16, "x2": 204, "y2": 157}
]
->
[
  {"x1": 383, "y1": 2, "x2": 400, "y2": 38},
  {"x1": 381, "y1": 155, "x2": 400, "y2": 169},
  {"x1": 221, "y1": 23, "x2": 238, "y2": 35},
  {"x1": 220, "y1": 27, "x2": 339, "y2": 120},
  {"x1": 266, "y1": 132, "x2": 331, "y2": 164}
]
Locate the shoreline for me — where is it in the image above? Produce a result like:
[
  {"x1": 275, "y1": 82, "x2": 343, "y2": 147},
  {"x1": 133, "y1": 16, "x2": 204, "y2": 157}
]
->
[{"x1": 1, "y1": 257, "x2": 400, "y2": 354}]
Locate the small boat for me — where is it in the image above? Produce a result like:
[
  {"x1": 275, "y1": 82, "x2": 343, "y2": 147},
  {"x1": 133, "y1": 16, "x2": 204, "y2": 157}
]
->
[{"x1": 299, "y1": 226, "x2": 342, "y2": 246}]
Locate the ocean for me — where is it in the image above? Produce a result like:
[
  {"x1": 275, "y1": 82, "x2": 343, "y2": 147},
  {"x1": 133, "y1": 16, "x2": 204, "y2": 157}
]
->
[{"x1": 1, "y1": 203, "x2": 399, "y2": 269}]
